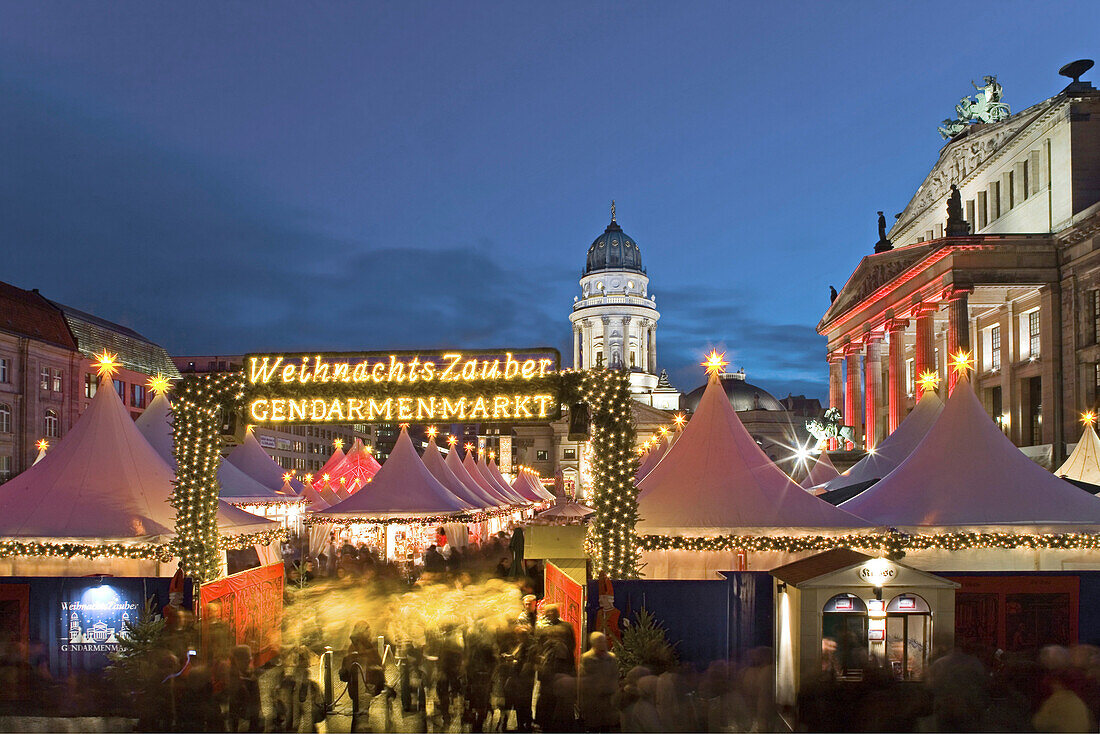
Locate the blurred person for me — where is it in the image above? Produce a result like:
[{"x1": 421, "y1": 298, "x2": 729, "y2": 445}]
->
[
  {"x1": 423, "y1": 544, "x2": 445, "y2": 574},
  {"x1": 535, "y1": 604, "x2": 575, "y2": 730},
  {"x1": 1034, "y1": 670, "x2": 1092, "y2": 732},
  {"x1": 741, "y1": 646, "x2": 776, "y2": 732},
  {"x1": 465, "y1": 621, "x2": 497, "y2": 731},
  {"x1": 503, "y1": 626, "x2": 537, "y2": 732},
  {"x1": 340, "y1": 620, "x2": 384, "y2": 719},
  {"x1": 579, "y1": 632, "x2": 618, "y2": 732},
  {"x1": 927, "y1": 645, "x2": 990, "y2": 732},
  {"x1": 276, "y1": 646, "x2": 325, "y2": 733},
  {"x1": 518, "y1": 594, "x2": 538, "y2": 629},
  {"x1": 226, "y1": 644, "x2": 261, "y2": 732},
  {"x1": 621, "y1": 674, "x2": 662, "y2": 732}
]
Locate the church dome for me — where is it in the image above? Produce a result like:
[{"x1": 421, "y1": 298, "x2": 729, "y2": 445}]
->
[
  {"x1": 681, "y1": 370, "x2": 785, "y2": 413},
  {"x1": 586, "y1": 219, "x2": 644, "y2": 275}
]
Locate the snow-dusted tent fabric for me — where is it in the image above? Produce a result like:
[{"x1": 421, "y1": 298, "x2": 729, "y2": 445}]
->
[
  {"x1": 477, "y1": 456, "x2": 528, "y2": 504},
  {"x1": 446, "y1": 448, "x2": 506, "y2": 507},
  {"x1": 636, "y1": 375, "x2": 870, "y2": 534},
  {"x1": 535, "y1": 499, "x2": 594, "y2": 519},
  {"x1": 461, "y1": 451, "x2": 515, "y2": 506},
  {"x1": 325, "y1": 439, "x2": 381, "y2": 495},
  {"x1": 635, "y1": 436, "x2": 669, "y2": 481},
  {"x1": 800, "y1": 451, "x2": 840, "y2": 491},
  {"x1": 422, "y1": 438, "x2": 493, "y2": 509},
  {"x1": 1057, "y1": 422, "x2": 1100, "y2": 487},
  {"x1": 0, "y1": 375, "x2": 275, "y2": 540},
  {"x1": 820, "y1": 391, "x2": 944, "y2": 494},
  {"x1": 227, "y1": 429, "x2": 306, "y2": 495},
  {"x1": 841, "y1": 379, "x2": 1100, "y2": 527},
  {"x1": 320, "y1": 428, "x2": 471, "y2": 519}
]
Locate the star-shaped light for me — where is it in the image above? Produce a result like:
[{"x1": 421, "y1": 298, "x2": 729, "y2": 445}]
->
[
  {"x1": 322, "y1": 473, "x2": 330, "y2": 482},
  {"x1": 673, "y1": 413, "x2": 686, "y2": 429},
  {"x1": 282, "y1": 472, "x2": 293, "y2": 482},
  {"x1": 636, "y1": 446, "x2": 648, "y2": 456},
  {"x1": 35, "y1": 439, "x2": 49, "y2": 453},
  {"x1": 333, "y1": 437, "x2": 344, "y2": 450},
  {"x1": 447, "y1": 435, "x2": 457, "y2": 446},
  {"x1": 702, "y1": 349, "x2": 728, "y2": 376},
  {"x1": 1083, "y1": 411, "x2": 1097, "y2": 427},
  {"x1": 949, "y1": 350, "x2": 974, "y2": 380},
  {"x1": 93, "y1": 350, "x2": 120, "y2": 379},
  {"x1": 658, "y1": 426, "x2": 670, "y2": 437},
  {"x1": 916, "y1": 370, "x2": 941, "y2": 392},
  {"x1": 304, "y1": 473, "x2": 313, "y2": 483},
  {"x1": 488, "y1": 450, "x2": 495, "y2": 459},
  {"x1": 146, "y1": 372, "x2": 171, "y2": 396},
  {"x1": 426, "y1": 426, "x2": 438, "y2": 439},
  {"x1": 464, "y1": 443, "x2": 474, "y2": 454}
]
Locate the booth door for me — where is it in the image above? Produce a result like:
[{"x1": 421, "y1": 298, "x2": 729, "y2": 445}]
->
[
  {"x1": 885, "y1": 594, "x2": 932, "y2": 680},
  {"x1": 822, "y1": 593, "x2": 868, "y2": 678}
]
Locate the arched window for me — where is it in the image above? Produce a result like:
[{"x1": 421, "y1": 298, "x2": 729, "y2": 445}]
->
[
  {"x1": 44, "y1": 410, "x2": 59, "y2": 438},
  {"x1": 886, "y1": 593, "x2": 932, "y2": 680},
  {"x1": 0, "y1": 404, "x2": 10, "y2": 434},
  {"x1": 822, "y1": 593, "x2": 868, "y2": 678}
]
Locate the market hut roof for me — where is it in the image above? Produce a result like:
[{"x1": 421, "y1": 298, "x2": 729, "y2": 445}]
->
[
  {"x1": 313, "y1": 444, "x2": 347, "y2": 490},
  {"x1": 821, "y1": 391, "x2": 944, "y2": 494},
  {"x1": 422, "y1": 438, "x2": 494, "y2": 509},
  {"x1": 477, "y1": 455, "x2": 528, "y2": 504},
  {"x1": 1057, "y1": 421, "x2": 1100, "y2": 487},
  {"x1": 319, "y1": 427, "x2": 472, "y2": 519},
  {"x1": 445, "y1": 447, "x2": 507, "y2": 507},
  {"x1": 461, "y1": 451, "x2": 517, "y2": 506},
  {"x1": 294, "y1": 479, "x2": 329, "y2": 511},
  {"x1": 325, "y1": 438, "x2": 381, "y2": 495},
  {"x1": 227, "y1": 429, "x2": 306, "y2": 495},
  {"x1": 800, "y1": 451, "x2": 841, "y2": 491},
  {"x1": 841, "y1": 379, "x2": 1100, "y2": 528},
  {"x1": 515, "y1": 467, "x2": 555, "y2": 502},
  {"x1": 0, "y1": 373, "x2": 275, "y2": 540},
  {"x1": 635, "y1": 435, "x2": 669, "y2": 481},
  {"x1": 636, "y1": 374, "x2": 870, "y2": 534}
]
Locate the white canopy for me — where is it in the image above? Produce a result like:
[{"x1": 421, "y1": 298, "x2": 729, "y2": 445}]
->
[
  {"x1": 422, "y1": 438, "x2": 494, "y2": 509},
  {"x1": 636, "y1": 375, "x2": 870, "y2": 534},
  {"x1": 462, "y1": 451, "x2": 516, "y2": 506},
  {"x1": 515, "y1": 468, "x2": 555, "y2": 502},
  {"x1": 0, "y1": 374, "x2": 275, "y2": 541},
  {"x1": 477, "y1": 455, "x2": 528, "y2": 504},
  {"x1": 635, "y1": 435, "x2": 670, "y2": 481},
  {"x1": 317, "y1": 480, "x2": 341, "y2": 508},
  {"x1": 841, "y1": 378, "x2": 1100, "y2": 527},
  {"x1": 227, "y1": 429, "x2": 306, "y2": 495},
  {"x1": 136, "y1": 392, "x2": 297, "y2": 505},
  {"x1": 800, "y1": 451, "x2": 840, "y2": 491},
  {"x1": 320, "y1": 427, "x2": 472, "y2": 519},
  {"x1": 1057, "y1": 422, "x2": 1100, "y2": 487},
  {"x1": 445, "y1": 448, "x2": 506, "y2": 507},
  {"x1": 821, "y1": 391, "x2": 944, "y2": 494}
]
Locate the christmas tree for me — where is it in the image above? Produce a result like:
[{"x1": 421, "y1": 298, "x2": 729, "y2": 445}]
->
[{"x1": 611, "y1": 607, "x2": 678, "y2": 675}]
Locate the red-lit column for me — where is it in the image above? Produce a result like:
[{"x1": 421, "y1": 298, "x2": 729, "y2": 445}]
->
[
  {"x1": 864, "y1": 334, "x2": 883, "y2": 450},
  {"x1": 886, "y1": 318, "x2": 909, "y2": 433},
  {"x1": 944, "y1": 286, "x2": 973, "y2": 392},
  {"x1": 913, "y1": 304, "x2": 936, "y2": 399},
  {"x1": 828, "y1": 351, "x2": 843, "y2": 450},
  {"x1": 844, "y1": 343, "x2": 863, "y2": 450}
]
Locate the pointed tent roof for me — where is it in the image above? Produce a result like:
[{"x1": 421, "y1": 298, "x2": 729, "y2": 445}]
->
[
  {"x1": 635, "y1": 436, "x2": 669, "y2": 481},
  {"x1": 325, "y1": 438, "x2": 381, "y2": 496},
  {"x1": 821, "y1": 391, "x2": 944, "y2": 494},
  {"x1": 489, "y1": 458, "x2": 538, "y2": 503},
  {"x1": 515, "y1": 468, "x2": 554, "y2": 502},
  {"x1": 33, "y1": 444, "x2": 47, "y2": 466},
  {"x1": 423, "y1": 439, "x2": 493, "y2": 509},
  {"x1": 535, "y1": 499, "x2": 595, "y2": 520},
  {"x1": 295, "y1": 479, "x2": 329, "y2": 511},
  {"x1": 320, "y1": 428, "x2": 471, "y2": 519},
  {"x1": 1057, "y1": 422, "x2": 1100, "y2": 486},
  {"x1": 135, "y1": 392, "x2": 296, "y2": 505},
  {"x1": 800, "y1": 451, "x2": 841, "y2": 490},
  {"x1": 313, "y1": 443, "x2": 347, "y2": 490},
  {"x1": 0, "y1": 373, "x2": 275, "y2": 540},
  {"x1": 841, "y1": 379, "x2": 1100, "y2": 527},
  {"x1": 636, "y1": 375, "x2": 870, "y2": 534},
  {"x1": 317, "y1": 480, "x2": 341, "y2": 507},
  {"x1": 462, "y1": 451, "x2": 515, "y2": 506},
  {"x1": 227, "y1": 429, "x2": 306, "y2": 495},
  {"x1": 446, "y1": 447, "x2": 507, "y2": 507},
  {"x1": 477, "y1": 455, "x2": 528, "y2": 504}
]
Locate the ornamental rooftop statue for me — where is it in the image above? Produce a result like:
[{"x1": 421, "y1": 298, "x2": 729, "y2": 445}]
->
[{"x1": 938, "y1": 75, "x2": 1011, "y2": 139}]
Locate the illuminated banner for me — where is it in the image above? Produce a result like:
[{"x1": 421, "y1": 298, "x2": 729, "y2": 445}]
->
[
  {"x1": 200, "y1": 562, "x2": 284, "y2": 666},
  {"x1": 244, "y1": 348, "x2": 561, "y2": 424},
  {"x1": 544, "y1": 561, "x2": 585, "y2": 669}
]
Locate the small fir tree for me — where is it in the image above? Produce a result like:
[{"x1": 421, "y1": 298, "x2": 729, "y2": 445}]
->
[
  {"x1": 106, "y1": 597, "x2": 166, "y2": 686},
  {"x1": 611, "y1": 607, "x2": 678, "y2": 675}
]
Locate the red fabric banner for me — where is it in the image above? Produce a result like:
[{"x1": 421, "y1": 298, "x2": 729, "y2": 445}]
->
[
  {"x1": 544, "y1": 561, "x2": 585, "y2": 667},
  {"x1": 200, "y1": 562, "x2": 284, "y2": 665}
]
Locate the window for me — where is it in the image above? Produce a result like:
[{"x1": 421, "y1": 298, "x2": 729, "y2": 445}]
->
[
  {"x1": 130, "y1": 383, "x2": 145, "y2": 409},
  {"x1": 113, "y1": 379, "x2": 125, "y2": 400},
  {"x1": 630, "y1": 351, "x2": 636, "y2": 368},
  {"x1": 563, "y1": 448, "x2": 577, "y2": 460},
  {"x1": 596, "y1": 353, "x2": 604, "y2": 368},
  {"x1": 0, "y1": 404, "x2": 10, "y2": 433},
  {"x1": 1094, "y1": 363, "x2": 1100, "y2": 402},
  {"x1": 44, "y1": 410, "x2": 59, "y2": 438},
  {"x1": 1029, "y1": 311, "x2": 1041, "y2": 358},
  {"x1": 1092, "y1": 290, "x2": 1100, "y2": 345},
  {"x1": 990, "y1": 325, "x2": 1001, "y2": 371},
  {"x1": 991, "y1": 181, "x2": 1001, "y2": 220},
  {"x1": 40, "y1": 367, "x2": 50, "y2": 390},
  {"x1": 536, "y1": 450, "x2": 548, "y2": 461},
  {"x1": 0, "y1": 456, "x2": 10, "y2": 484},
  {"x1": 52, "y1": 368, "x2": 62, "y2": 392},
  {"x1": 906, "y1": 358, "x2": 914, "y2": 396},
  {"x1": 85, "y1": 373, "x2": 97, "y2": 398},
  {"x1": 0, "y1": 357, "x2": 8, "y2": 383}
]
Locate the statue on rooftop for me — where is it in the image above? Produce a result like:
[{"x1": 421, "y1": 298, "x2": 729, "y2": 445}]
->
[
  {"x1": 874, "y1": 211, "x2": 893, "y2": 253},
  {"x1": 938, "y1": 75, "x2": 1010, "y2": 139},
  {"x1": 806, "y1": 408, "x2": 855, "y2": 448},
  {"x1": 946, "y1": 184, "x2": 970, "y2": 236}
]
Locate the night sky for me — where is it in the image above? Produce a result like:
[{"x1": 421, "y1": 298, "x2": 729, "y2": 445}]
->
[{"x1": 2, "y1": 2, "x2": 1097, "y2": 400}]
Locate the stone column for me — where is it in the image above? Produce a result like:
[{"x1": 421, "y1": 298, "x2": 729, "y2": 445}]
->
[
  {"x1": 886, "y1": 318, "x2": 909, "y2": 433},
  {"x1": 640, "y1": 321, "x2": 649, "y2": 373},
  {"x1": 621, "y1": 316, "x2": 632, "y2": 368},
  {"x1": 913, "y1": 304, "x2": 936, "y2": 399},
  {"x1": 828, "y1": 352, "x2": 844, "y2": 451},
  {"x1": 944, "y1": 285, "x2": 973, "y2": 391},
  {"x1": 648, "y1": 327, "x2": 657, "y2": 373},
  {"x1": 600, "y1": 317, "x2": 610, "y2": 368},
  {"x1": 573, "y1": 326, "x2": 581, "y2": 369},
  {"x1": 844, "y1": 343, "x2": 863, "y2": 449},
  {"x1": 581, "y1": 319, "x2": 592, "y2": 369},
  {"x1": 863, "y1": 335, "x2": 884, "y2": 450}
]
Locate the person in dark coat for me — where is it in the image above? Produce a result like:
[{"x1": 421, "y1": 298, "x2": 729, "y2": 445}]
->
[
  {"x1": 535, "y1": 604, "x2": 576, "y2": 730},
  {"x1": 503, "y1": 626, "x2": 537, "y2": 732},
  {"x1": 226, "y1": 645, "x2": 261, "y2": 732}
]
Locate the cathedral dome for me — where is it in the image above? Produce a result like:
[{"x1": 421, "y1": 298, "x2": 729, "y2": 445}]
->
[
  {"x1": 681, "y1": 370, "x2": 785, "y2": 413},
  {"x1": 586, "y1": 219, "x2": 644, "y2": 275}
]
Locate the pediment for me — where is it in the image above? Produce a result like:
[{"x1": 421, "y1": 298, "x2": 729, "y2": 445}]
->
[{"x1": 820, "y1": 244, "x2": 938, "y2": 329}]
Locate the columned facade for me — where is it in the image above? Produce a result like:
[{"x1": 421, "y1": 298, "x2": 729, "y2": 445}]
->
[
  {"x1": 844, "y1": 344, "x2": 862, "y2": 449},
  {"x1": 827, "y1": 353, "x2": 843, "y2": 450},
  {"x1": 863, "y1": 334, "x2": 884, "y2": 449},
  {"x1": 886, "y1": 318, "x2": 909, "y2": 433}
]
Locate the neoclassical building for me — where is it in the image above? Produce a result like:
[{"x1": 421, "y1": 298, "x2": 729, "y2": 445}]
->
[{"x1": 819, "y1": 62, "x2": 1100, "y2": 466}]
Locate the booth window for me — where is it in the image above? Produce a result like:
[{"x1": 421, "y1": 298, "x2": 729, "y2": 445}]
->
[
  {"x1": 822, "y1": 593, "x2": 868, "y2": 678},
  {"x1": 886, "y1": 593, "x2": 932, "y2": 681}
]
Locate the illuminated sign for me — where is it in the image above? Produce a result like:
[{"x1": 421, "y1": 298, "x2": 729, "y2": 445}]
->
[
  {"x1": 244, "y1": 349, "x2": 561, "y2": 425},
  {"x1": 857, "y1": 558, "x2": 897, "y2": 586}
]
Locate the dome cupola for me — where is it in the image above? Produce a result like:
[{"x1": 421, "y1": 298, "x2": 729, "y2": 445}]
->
[{"x1": 585, "y1": 202, "x2": 644, "y2": 275}]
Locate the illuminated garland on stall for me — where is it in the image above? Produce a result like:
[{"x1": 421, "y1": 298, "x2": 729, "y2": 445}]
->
[
  {"x1": 0, "y1": 540, "x2": 174, "y2": 561},
  {"x1": 304, "y1": 506, "x2": 520, "y2": 527},
  {"x1": 172, "y1": 371, "x2": 246, "y2": 582},
  {"x1": 218, "y1": 527, "x2": 290, "y2": 551},
  {"x1": 564, "y1": 368, "x2": 639, "y2": 578},
  {"x1": 637, "y1": 531, "x2": 1100, "y2": 554}
]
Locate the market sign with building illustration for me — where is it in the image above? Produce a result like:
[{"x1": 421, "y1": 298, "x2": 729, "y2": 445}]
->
[{"x1": 60, "y1": 584, "x2": 141, "y2": 653}]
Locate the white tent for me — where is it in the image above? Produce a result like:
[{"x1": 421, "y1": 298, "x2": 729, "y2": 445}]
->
[
  {"x1": 799, "y1": 451, "x2": 840, "y2": 491},
  {"x1": 636, "y1": 375, "x2": 870, "y2": 535},
  {"x1": 841, "y1": 378, "x2": 1100, "y2": 528},
  {"x1": 635, "y1": 435, "x2": 670, "y2": 481},
  {"x1": 820, "y1": 391, "x2": 944, "y2": 495},
  {"x1": 446, "y1": 447, "x2": 507, "y2": 507},
  {"x1": 313, "y1": 443, "x2": 347, "y2": 489},
  {"x1": 489, "y1": 458, "x2": 539, "y2": 503},
  {"x1": 422, "y1": 438, "x2": 494, "y2": 509},
  {"x1": 1057, "y1": 422, "x2": 1100, "y2": 488},
  {"x1": 477, "y1": 455, "x2": 528, "y2": 504},
  {"x1": 319, "y1": 427, "x2": 472, "y2": 519},
  {"x1": 514, "y1": 467, "x2": 555, "y2": 502},
  {"x1": 227, "y1": 429, "x2": 306, "y2": 495},
  {"x1": 0, "y1": 373, "x2": 276, "y2": 564},
  {"x1": 462, "y1": 451, "x2": 516, "y2": 506},
  {"x1": 317, "y1": 479, "x2": 342, "y2": 508}
]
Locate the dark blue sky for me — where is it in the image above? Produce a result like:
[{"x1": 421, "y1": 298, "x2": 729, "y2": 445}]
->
[{"x1": 2, "y1": 2, "x2": 1097, "y2": 399}]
